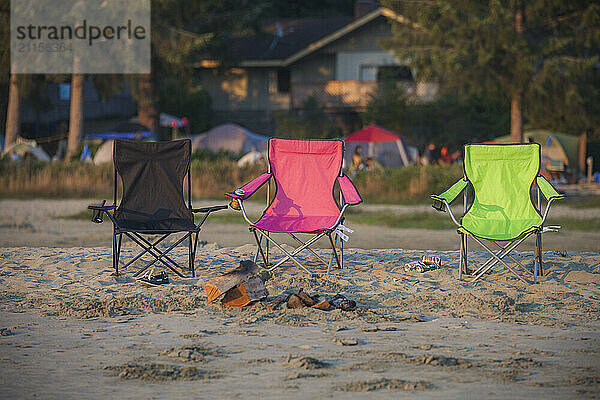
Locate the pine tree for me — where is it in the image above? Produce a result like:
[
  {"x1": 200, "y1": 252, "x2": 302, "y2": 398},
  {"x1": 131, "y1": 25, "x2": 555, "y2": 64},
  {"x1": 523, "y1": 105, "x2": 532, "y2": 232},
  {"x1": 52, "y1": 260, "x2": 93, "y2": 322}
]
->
[{"x1": 380, "y1": 0, "x2": 600, "y2": 141}]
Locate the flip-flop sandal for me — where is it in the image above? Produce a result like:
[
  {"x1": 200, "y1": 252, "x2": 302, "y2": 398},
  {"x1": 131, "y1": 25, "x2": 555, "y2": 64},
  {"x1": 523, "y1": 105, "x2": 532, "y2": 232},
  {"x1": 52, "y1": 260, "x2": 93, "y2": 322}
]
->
[{"x1": 329, "y1": 294, "x2": 357, "y2": 311}]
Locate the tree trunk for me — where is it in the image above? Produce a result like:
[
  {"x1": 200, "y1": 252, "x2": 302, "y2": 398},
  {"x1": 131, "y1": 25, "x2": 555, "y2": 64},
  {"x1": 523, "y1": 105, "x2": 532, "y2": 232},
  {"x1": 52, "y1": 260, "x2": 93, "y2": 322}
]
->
[
  {"x1": 137, "y1": 73, "x2": 159, "y2": 137},
  {"x1": 510, "y1": 4, "x2": 525, "y2": 143},
  {"x1": 66, "y1": 74, "x2": 85, "y2": 160},
  {"x1": 5, "y1": 74, "x2": 21, "y2": 149},
  {"x1": 510, "y1": 91, "x2": 524, "y2": 142}
]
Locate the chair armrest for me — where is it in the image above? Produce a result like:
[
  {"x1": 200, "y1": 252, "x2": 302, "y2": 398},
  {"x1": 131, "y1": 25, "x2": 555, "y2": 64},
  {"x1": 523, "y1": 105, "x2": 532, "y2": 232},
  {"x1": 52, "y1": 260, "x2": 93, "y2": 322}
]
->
[
  {"x1": 431, "y1": 178, "x2": 468, "y2": 210},
  {"x1": 536, "y1": 175, "x2": 565, "y2": 201},
  {"x1": 337, "y1": 175, "x2": 362, "y2": 205},
  {"x1": 87, "y1": 200, "x2": 115, "y2": 224},
  {"x1": 87, "y1": 201, "x2": 116, "y2": 211},
  {"x1": 225, "y1": 172, "x2": 272, "y2": 200},
  {"x1": 192, "y1": 205, "x2": 229, "y2": 213}
]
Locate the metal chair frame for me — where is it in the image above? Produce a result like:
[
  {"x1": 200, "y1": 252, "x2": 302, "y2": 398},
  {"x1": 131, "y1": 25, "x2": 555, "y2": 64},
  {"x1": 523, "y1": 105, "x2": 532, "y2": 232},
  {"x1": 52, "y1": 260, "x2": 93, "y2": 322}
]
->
[
  {"x1": 437, "y1": 184, "x2": 560, "y2": 284},
  {"x1": 237, "y1": 163, "x2": 349, "y2": 276},
  {"x1": 89, "y1": 145, "x2": 227, "y2": 278}
]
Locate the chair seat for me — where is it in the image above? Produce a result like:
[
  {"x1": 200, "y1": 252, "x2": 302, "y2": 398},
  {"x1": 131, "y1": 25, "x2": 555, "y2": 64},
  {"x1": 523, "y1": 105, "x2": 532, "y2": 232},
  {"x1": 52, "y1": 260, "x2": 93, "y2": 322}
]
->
[
  {"x1": 115, "y1": 218, "x2": 197, "y2": 233},
  {"x1": 254, "y1": 214, "x2": 339, "y2": 233},
  {"x1": 460, "y1": 215, "x2": 542, "y2": 241}
]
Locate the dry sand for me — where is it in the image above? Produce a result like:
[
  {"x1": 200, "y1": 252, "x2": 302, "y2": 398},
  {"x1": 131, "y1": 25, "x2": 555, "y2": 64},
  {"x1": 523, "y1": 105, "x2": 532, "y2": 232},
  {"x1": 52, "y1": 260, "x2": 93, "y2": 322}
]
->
[
  {"x1": 0, "y1": 199, "x2": 599, "y2": 398},
  {"x1": 0, "y1": 244, "x2": 599, "y2": 399}
]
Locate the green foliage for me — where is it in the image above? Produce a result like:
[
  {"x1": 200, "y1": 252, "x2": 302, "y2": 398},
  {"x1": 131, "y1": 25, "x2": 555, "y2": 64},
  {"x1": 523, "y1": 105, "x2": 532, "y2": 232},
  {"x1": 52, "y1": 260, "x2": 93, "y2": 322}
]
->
[
  {"x1": 363, "y1": 91, "x2": 509, "y2": 149},
  {"x1": 158, "y1": 77, "x2": 212, "y2": 133},
  {"x1": 361, "y1": 87, "x2": 408, "y2": 134},
  {"x1": 380, "y1": 0, "x2": 600, "y2": 137},
  {"x1": 274, "y1": 96, "x2": 338, "y2": 139},
  {"x1": 259, "y1": 0, "x2": 354, "y2": 18}
]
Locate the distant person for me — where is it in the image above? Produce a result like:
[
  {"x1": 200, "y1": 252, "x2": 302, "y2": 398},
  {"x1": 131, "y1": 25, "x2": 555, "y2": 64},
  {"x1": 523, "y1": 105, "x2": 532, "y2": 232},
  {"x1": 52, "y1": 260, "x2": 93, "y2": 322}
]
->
[
  {"x1": 440, "y1": 146, "x2": 452, "y2": 164},
  {"x1": 352, "y1": 146, "x2": 364, "y2": 168},
  {"x1": 423, "y1": 143, "x2": 438, "y2": 165},
  {"x1": 364, "y1": 157, "x2": 383, "y2": 172},
  {"x1": 351, "y1": 146, "x2": 365, "y2": 176},
  {"x1": 451, "y1": 149, "x2": 463, "y2": 165}
]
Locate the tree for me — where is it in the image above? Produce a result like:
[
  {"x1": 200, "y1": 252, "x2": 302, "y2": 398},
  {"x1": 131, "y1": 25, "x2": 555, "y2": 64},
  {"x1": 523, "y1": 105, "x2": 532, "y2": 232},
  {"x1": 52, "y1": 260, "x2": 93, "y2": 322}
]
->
[
  {"x1": 381, "y1": 0, "x2": 600, "y2": 142},
  {"x1": 4, "y1": 74, "x2": 20, "y2": 148},
  {"x1": 66, "y1": 73, "x2": 84, "y2": 160},
  {"x1": 274, "y1": 96, "x2": 338, "y2": 139},
  {"x1": 362, "y1": 87, "x2": 408, "y2": 134}
]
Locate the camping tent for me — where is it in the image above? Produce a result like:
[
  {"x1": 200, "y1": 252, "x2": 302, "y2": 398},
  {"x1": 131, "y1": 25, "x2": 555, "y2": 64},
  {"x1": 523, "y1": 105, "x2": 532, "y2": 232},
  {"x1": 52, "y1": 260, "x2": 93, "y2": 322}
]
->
[
  {"x1": 343, "y1": 125, "x2": 417, "y2": 167},
  {"x1": 191, "y1": 124, "x2": 269, "y2": 154},
  {"x1": 85, "y1": 122, "x2": 155, "y2": 141},
  {"x1": 491, "y1": 130, "x2": 585, "y2": 178},
  {"x1": 93, "y1": 139, "x2": 114, "y2": 165},
  {"x1": 3, "y1": 141, "x2": 51, "y2": 162}
]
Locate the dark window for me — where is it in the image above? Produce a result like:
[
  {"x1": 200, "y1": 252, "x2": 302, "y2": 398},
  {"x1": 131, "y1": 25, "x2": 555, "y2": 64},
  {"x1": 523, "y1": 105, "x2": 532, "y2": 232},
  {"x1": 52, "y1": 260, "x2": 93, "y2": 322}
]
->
[
  {"x1": 277, "y1": 68, "x2": 290, "y2": 93},
  {"x1": 377, "y1": 66, "x2": 413, "y2": 82}
]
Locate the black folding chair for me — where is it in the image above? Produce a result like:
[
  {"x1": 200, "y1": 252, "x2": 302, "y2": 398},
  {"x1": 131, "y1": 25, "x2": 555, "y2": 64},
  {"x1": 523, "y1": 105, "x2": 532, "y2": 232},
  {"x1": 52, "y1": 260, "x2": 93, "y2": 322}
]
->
[{"x1": 88, "y1": 139, "x2": 228, "y2": 278}]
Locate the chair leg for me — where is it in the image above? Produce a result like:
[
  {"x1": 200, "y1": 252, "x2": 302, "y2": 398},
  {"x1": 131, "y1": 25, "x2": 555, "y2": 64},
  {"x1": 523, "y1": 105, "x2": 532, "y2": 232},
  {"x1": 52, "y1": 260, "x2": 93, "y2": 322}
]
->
[
  {"x1": 535, "y1": 231, "x2": 543, "y2": 283},
  {"x1": 463, "y1": 234, "x2": 469, "y2": 274},
  {"x1": 340, "y1": 236, "x2": 344, "y2": 269},
  {"x1": 191, "y1": 231, "x2": 199, "y2": 278},
  {"x1": 116, "y1": 233, "x2": 122, "y2": 275},
  {"x1": 188, "y1": 232, "x2": 193, "y2": 277},
  {"x1": 112, "y1": 229, "x2": 118, "y2": 276},
  {"x1": 265, "y1": 232, "x2": 270, "y2": 266},
  {"x1": 328, "y1": 234, "x2": 342, "y2": 272},
  {"x1": 458, "y1": 233, "x2": 465, "y2": 281},
  {"x1": 251, "y1": 229, "x2": 269, "y2": 268},
  {"x1": 253, "y1": 233, "x2": 262, "y2": 264}
]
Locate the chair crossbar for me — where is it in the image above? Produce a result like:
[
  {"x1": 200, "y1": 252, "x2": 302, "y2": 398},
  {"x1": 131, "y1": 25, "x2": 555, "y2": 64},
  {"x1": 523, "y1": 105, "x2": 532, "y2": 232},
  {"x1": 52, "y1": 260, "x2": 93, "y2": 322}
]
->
[
  {"x1": 492, "y1": 241, "x2": 532, "y2": 276},
  {"x1": 470, "y1": 236, "x2": 529, "y2": 284},
  {"x1": 253, "y1": 229, "x2": 313, "y2": 274},
  {"x1": 120, "y1": 233, "x2": 173, "y2": 271},
  {"x1": 289, "y1": 233, "x2": 329, "y2": 266},
  {"x1": 470, "y1": 234, "x2": 531, "y2": 277},
  {"x1": 130, "y1": 232, "x2": 183, "y2": 270},
  {"x1": 251, "y1": 228, "x2": 343, "y2": 275},
  {"x1": 126, "y1": 232, "x2": 192, "y2": 278}
]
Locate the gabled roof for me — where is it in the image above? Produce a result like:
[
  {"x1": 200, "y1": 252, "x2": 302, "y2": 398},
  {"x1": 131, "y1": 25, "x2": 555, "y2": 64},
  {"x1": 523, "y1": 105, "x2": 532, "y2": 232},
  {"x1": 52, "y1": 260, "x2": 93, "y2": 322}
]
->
[{"x1": 198, "y1": 7, "x2": 409, "y2": 68}]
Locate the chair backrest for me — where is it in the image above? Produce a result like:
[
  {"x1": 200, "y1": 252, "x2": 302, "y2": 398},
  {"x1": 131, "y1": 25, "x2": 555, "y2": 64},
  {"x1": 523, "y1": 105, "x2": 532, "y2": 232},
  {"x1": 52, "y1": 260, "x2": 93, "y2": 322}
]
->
[
  {"x1": 113, "y1": 139, "x2": 193, "y2": 224},
  {"x1": 463, "y1": 143, "x2": 541, "y2": 222},
  {"x1": 267, "y1": 138, "x2": 343, "y2": 218}
]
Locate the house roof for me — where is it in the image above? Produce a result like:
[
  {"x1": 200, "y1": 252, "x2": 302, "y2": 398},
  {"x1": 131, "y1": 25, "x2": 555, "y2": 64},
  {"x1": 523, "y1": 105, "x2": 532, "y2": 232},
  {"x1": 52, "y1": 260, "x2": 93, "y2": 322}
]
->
[
  {"x1": 230, "y1": 17, "x2": 353, "y2": 64},
  {"x1": 197, "y1": 7, "x2": 409, "y2": 68}
]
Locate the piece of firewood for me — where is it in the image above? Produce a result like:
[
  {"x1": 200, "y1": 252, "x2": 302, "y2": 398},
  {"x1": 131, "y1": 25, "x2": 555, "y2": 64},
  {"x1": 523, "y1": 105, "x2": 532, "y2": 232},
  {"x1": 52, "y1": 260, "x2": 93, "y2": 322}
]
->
[
  {"x1": 221, "y1": 276, "x2": 269, "y2": 307},
  {"x1": 205, "y1": 260, "x2": 259, "y2": 303}
]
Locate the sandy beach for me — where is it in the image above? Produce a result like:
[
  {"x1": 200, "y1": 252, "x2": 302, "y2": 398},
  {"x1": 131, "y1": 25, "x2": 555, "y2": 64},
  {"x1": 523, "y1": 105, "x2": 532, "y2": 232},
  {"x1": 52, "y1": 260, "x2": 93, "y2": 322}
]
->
[{"x1": 1, "y1": 199, "x2": 599, "y2": 398}]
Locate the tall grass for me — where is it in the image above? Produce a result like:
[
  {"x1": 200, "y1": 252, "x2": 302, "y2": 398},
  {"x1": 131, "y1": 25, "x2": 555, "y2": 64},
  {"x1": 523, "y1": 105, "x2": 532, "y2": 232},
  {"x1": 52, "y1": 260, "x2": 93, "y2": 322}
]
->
[
  {"x1": 351, "y1": 164, "x2": 463, "y2": 203},
  {"x1": 0, "y1": 158, "x2": 463, "y2": 203}
]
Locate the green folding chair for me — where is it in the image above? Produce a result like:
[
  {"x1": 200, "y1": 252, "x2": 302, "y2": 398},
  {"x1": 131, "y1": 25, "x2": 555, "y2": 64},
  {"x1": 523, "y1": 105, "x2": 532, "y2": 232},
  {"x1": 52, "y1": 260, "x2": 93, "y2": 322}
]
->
[{"x1": 432, "y1": 143, "x2": 565, "y2": 284}]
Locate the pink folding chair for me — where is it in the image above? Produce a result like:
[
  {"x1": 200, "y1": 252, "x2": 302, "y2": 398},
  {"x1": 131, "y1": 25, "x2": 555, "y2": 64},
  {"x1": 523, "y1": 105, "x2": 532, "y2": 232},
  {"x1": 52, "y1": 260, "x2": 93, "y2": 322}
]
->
[{"x1": 226, "y1": 138, "x2": 362, "y2": 274}]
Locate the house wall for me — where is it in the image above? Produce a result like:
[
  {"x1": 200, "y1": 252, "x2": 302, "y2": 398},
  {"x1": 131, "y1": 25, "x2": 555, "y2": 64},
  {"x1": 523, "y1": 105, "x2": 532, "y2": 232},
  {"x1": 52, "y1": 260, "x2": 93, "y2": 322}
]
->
[
  {"x1": 20, "y1": 79, "x2": 136, "y2": 125},
  {"x1": 199, "y1": 67, "x2": 289, "y2": 113},
  {"x1": 290, "y1": 54, "x2": 335, "y2": 83}
]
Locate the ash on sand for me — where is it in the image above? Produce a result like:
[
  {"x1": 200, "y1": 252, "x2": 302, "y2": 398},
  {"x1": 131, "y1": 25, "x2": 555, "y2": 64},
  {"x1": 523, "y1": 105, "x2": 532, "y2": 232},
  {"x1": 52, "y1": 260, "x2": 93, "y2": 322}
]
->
[
  {"x1": 284, "y1": 355, "x2": 329, "y2": 369},
  {"x1": 334, "y1": 378, "x2": 434, "y2": 392},
  {"x1": 104, "y1": 363, "x2": 223, "y2": 381},
  {"x1": 163, "y1": 343, "x2": 225, "y2": 363}
]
